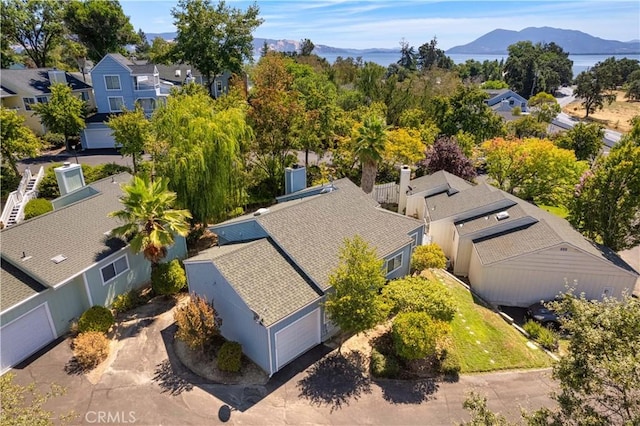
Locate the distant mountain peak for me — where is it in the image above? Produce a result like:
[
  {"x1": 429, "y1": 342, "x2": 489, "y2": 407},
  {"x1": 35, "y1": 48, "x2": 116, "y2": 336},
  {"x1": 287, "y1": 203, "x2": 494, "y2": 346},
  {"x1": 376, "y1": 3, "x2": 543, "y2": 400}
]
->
[{"x1": 446, "y1": 27, "x2": 640, "y2": 55}]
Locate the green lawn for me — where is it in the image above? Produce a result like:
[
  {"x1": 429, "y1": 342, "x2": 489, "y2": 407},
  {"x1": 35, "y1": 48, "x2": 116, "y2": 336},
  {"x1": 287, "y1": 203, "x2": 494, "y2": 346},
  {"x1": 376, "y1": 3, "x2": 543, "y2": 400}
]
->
[
  {"x1": 432, "y1": 271, "x2": 553, "y2": 373},
  {"x1": 538, "y1": 205, "x2": 569, "y2": 219}
]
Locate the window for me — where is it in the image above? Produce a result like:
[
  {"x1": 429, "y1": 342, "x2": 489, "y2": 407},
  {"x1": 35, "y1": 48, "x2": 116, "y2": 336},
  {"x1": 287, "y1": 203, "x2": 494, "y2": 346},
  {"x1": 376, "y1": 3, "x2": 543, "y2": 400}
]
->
[
  {"x1": 410, "y1": 233, "x2": 418, "y2": 248},
  {"x1": 104, "y1": 75, "x2": 121, "y2": 90},
  {"x1": 108, "y1": 96, "x2": 124, "y2": 112},
  {"x1": 23, "y1": 97, "x2": 36, "y2": 110},
  {"x1": 509, "y1": 99, "x2": 514, "y2": 106},
  {"x1": 135, "y1": 98, "x2": 156, "y2": 112},
  {"x1": 386, "y1": 253, "x2": 403, "y2": 274},
  {"x1": 80, "y1": 91, "x2": 90, "y2": 101},
  {"x1": 100, "y1": 255, "x2": 129, "y2": 284},
  {"x1": 216, "y1": 80, "x2": 223, "y2": 92},
  {"x1": 36, "y1": 96, "x2": 48, "y2": 103}
]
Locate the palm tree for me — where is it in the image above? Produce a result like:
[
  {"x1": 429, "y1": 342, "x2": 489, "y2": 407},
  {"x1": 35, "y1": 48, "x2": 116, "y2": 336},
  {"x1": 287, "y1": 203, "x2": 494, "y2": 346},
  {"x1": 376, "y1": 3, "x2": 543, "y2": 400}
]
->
[
  {"x1": 354, "y1": 115, "x2": 387, "y2": 194},
  {"x1": 109, "y1": 176, "x2": 192, "y2": 265}
]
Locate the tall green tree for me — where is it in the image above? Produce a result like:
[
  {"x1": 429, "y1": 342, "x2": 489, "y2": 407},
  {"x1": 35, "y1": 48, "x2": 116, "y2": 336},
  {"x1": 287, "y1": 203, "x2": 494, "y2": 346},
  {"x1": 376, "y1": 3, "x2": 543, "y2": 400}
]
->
[
  {"x1": 1, "y1": 0, "x2": 66, "y2": 67},
  {"x1": 354, "y1": 115, "x2": 387, "y2": 194},
  {"x1": 555, "y1": 122, "x2": 604, "y2": 162},
  {"x1": 324, "y1": 235, "x2": 388, "y2": 348},
  {"x1": 106, "y1": 106, "x2": 150, "y2": 174},
  {"x1": 397, "y1": 39, "x2": 417, "y2": 71},
  {"x1": 417, "y1": 36, "x2": 453, "y2": 71},
  {"x1": 135, "y1": 29, "x2": 151, "y2": 58},
  {"x1": 32, "y1": 83, "x2": 85, "y2": 151},
  {"x1": 171, "y1": 0, "x2": 263, "y2": 97},
  {"x1": 299, "y1": 38, "x2": 315, "y2": 56},
  {"x1": 151, "y1": 90, "x2": 251, "y2": 224},
  {"x1": 64, "y1": 0, "x2": 139, "y2": 63},
  {"x1": 109, "y1": 175, "x2": 191, "y2": 265},
  {"x1": 504, "y1": 41, "x2": 572, "y2": 98},
  {"x1": 574, "y1": 67, "x2": 616, "y2": 119},
  {"x1": 0, "y1": 108, "x2": 43, "y2": 175},
  {"x1": 568, "y1": 137, "x2": 640, "y2": 251}
]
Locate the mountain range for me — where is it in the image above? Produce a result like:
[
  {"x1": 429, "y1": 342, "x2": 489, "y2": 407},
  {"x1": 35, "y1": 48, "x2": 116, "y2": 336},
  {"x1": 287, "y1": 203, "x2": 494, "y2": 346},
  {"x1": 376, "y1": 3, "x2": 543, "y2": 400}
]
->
[
  {"x1": 446, "y1": 27, "x2": 640, "y2": 55},
  {"x1": 146, "y1": 27, "x2": 640, "y2": 56}
]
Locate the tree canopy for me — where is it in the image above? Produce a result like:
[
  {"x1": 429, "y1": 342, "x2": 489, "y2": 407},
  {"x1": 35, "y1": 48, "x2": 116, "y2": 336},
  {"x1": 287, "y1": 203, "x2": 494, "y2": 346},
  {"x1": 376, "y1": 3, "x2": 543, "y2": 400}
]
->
[
  {"x1": 354, "y1": 115, "x2": 387, "y2": 194},
  {"x1": 324, "y1": 235, "x2": 388, "y2": 342},
  {"x1": 32, "y1": 83, "x2": 85, "y2": 150},
  {"x1": 1, "y1": 0, "x2": 66, "y2": 68},
  {"x1": 171, "y1": 0, "x2": 262, "y2": 97},
  {"x1": 574, "y1": 67, "x2": 617, "y2": 119},
  {"x1": 0, "y1": 108, "x2": 43, "y2": 175},
  {"x1": 64, "y1": 0, "x2": 139, "y2": 63},
  {"x1": 419, "y1": 136, "x2": 477, "y2": 181},
  {"x1": 555, "y1": 122, "x2": 604, "y2": 163},
  {"x1": 106, "y1": 106, "x2": 151, "y2": 174}
]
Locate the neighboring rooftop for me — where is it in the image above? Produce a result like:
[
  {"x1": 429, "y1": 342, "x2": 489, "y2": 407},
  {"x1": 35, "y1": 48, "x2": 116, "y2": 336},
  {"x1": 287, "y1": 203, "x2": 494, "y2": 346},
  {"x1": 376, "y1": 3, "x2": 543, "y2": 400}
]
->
[
  {"x1": 0, "y1": 261, "x2": 47, "y2": 312},
  {"x1": 409, "y1": 170, "x2": 473, "y2": 195},
  {"x1": 0, "y1": 173, "x2": 133, "y2": 288},
  {"x1": 0, "y1": 68, "x2": 92, "y2": 94}
]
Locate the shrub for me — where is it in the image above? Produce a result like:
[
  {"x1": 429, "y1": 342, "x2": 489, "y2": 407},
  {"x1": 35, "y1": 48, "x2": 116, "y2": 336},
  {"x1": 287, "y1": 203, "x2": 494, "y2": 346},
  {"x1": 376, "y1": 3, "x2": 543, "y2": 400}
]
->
[
  {"x1": 77, "y1": 306, "x2": 114, "y2": 334},
  {"x1": 439, "y1": 348, "x2": 461, "y2": 377},
  {"x1": 174, "y1": 295, "x2": 221, "y2": 353},
  {"x1": 23, "y1": 198, "x2": 53, "y2": 220},
  {"x1": 73, "y1": 332, "x2": 110, "y2": 369},
  {"x1": 111, "y1": 289, "x2": 145, "y2": 314},
  {"x1": 217, "y1": 341, "x2": 242, "y2": 372},
  {"x1": 90, "y1": 163, "x2": 131, "y2": 181},
  {"x1": 37, "y1": 163, "x2": 132, "y2": 200},
  {"x1": 151, "y1": 260, "x2": 186, "y2": 296},
  {"x1": 392, "y1": 312, "x2": 450, "y2": 360},
  {"x1": 370, "y1": 349, "x2": 400, "y2": 378},
  {"x1": 410, "y1": 243, "x2": 446, "y2": 272},
  {"x1": 523, "y1": 320, "x2": 544, "y2": 340},
  {"x1": 37, "y1": 163, "x2": 63, "y2": 199},
  {"x1": 382, "y1": 277, "x2": 456, "y2": 321},
  {"x1": 537, "y1": 327, "x2": 559, "y2": 351},
  {"x1": 41, "y1": 132, "x2": 65, "y2": 148}
]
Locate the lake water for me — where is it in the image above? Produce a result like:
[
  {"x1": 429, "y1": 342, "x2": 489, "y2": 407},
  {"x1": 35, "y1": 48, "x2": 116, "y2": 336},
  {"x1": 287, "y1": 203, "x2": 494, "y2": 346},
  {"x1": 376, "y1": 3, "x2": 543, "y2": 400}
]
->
[{"x1": 313, "y1": 52, "x2": 640, "y2": 77}]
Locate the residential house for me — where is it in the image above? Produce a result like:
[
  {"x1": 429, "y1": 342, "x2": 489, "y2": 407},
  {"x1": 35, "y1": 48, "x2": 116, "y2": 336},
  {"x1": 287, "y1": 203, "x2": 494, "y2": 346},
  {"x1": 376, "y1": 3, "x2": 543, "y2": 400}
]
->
[
  {"x1": 484, "y1": 89, "x2": 529, "y2": 122},
  {"x1": 81, "y1": 53, "x2": 173, "y2": 149},
  {"x1": 154, "y1": 64, "x2": 233, "y2": 98},
  {"x1": 0, "y1": 68, "x2": 94, "y2": 135},
  {"x1": 403, "y1": 170, "x2": 638, "y2": 307},
  {"x1": 184, "y1": 168, "x2": 424, "y2": 375},
  {"x1": 0, "y1": 164, "x2": 187, "y2": 373}
]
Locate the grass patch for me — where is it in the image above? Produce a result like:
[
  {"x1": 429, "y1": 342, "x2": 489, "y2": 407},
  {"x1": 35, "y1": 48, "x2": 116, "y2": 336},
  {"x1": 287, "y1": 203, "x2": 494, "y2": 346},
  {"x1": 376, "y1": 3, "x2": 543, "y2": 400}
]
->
[
  {"x1": 432, "y1": 271, "x2": 553, "y2": 373},
  {"x1": 539, "y1": 205, "x2": 569, "y2": 219}
]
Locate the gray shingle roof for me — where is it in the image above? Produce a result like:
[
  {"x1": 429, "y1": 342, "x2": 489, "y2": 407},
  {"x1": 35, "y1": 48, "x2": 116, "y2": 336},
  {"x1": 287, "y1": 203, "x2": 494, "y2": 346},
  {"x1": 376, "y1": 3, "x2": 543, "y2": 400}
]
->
[
  {"x1": 426, "y1": 183, "x2": 516, "y2": 222},
  {"x1": 410, "y1": 170, "x2": 473, "y2": 194},
  {"x1": 1, "y1": 173, "x2": 133, "y2": 288},
  {"x1": 189, "y1": 239, "x2": 321, "y2": 326},
  {"x1": 255, "y1": 178, "x2": 423, "y2": 291},
  {"x1": 0, "y1": 69, "x2": 92, "y2": 95},
  {"x1": 1, "y1": 261, "x2": 47, "y2": 312},
  {"x1": 456, "y1": 204, "x2": 531, "y2": 236}
]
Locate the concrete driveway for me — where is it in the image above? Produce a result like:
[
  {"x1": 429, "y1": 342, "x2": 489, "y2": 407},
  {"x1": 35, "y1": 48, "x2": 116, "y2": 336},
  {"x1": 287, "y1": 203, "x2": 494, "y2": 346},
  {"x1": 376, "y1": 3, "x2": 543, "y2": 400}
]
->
[{"x1": 8, "y1": 296, "x2": 557, "y2": 425}]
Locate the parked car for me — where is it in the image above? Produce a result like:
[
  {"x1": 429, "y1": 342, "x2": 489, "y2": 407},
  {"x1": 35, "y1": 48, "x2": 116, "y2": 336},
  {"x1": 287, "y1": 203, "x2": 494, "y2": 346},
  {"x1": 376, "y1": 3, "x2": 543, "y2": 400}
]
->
[{"x1": 526, "y1": 300, "x2": 563, "y2": 328}]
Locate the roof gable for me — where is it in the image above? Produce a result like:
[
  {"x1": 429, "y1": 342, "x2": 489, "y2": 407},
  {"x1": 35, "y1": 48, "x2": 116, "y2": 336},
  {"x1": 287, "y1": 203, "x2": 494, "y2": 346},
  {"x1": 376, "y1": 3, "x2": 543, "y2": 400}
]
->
[
  {"x1": 92, "y1": 53, "x2": 134, "y2": 74},
  {"x1": 0, "y1": 69, "x2": 92, "y2": 95}
]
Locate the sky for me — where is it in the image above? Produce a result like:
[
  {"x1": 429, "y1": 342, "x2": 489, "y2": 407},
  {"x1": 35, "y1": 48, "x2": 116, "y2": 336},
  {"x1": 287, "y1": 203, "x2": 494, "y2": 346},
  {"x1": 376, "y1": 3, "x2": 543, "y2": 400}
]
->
[{"x1": 120, "y1": 1, "x2": 640, "y2": 50}]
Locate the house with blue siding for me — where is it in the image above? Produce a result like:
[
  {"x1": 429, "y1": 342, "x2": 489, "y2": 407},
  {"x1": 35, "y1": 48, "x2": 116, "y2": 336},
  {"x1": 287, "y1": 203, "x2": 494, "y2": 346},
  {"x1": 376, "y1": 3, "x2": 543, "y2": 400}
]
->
[
  {"x1": 184, "y1": 173, "x2": 424, "y2": 375},
  {"x1": 484, "y1": 89, "x2": 529, "y2": 114},
  {"x1": 0, "y1": 164, "x2": 187, "y2": 374},
  {"x1": 81, "y1": 53, "x2": 173, "y2": 149}
]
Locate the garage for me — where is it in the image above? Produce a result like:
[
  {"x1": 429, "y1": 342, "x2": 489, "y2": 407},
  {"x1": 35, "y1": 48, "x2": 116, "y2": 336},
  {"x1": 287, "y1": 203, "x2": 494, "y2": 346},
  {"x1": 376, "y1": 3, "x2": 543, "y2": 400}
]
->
[
  {"x1": 82, "y1": 126, "x2": 115, "y2": 149},
  {"x1": 1, "y1": 303, "x2": 56, "y2": 373},
  {"x1": 274, "y1": 309, "x2": 321, "y2": 370}
]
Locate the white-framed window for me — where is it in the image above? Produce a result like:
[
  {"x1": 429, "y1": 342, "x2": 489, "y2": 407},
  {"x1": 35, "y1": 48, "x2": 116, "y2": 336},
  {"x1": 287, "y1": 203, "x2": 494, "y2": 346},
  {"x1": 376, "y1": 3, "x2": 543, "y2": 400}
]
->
[
  {"x1": 100, "y1": 255, "x2": 129, "y2": 284},
  {"x1": 135, "y1": 97, "x2": 156, "y2": 112},
  {"x1": 108, "y1": 96, "x2": 124, "y2": 112},
  {"x1": 36, "y1": 96, "x2": 48, "y2": 103},
  {"x1": 23, "y1": 97, "x2": 36, "y2": 110},
  {"x1": 410, "y1": 233, "x2": 418, "y2": 248},
  {"x1": 104, "y1": 75, "x2": 121, "y2": 90},
  {"x1": 80, "y1": 91, "x2": 90, "y2": 101},
  {"x1": 216, "y1": 80, "x2": 222, "y2": 92},
  {"x1": 386, "y1": 253, "x2": 403, "y2": 275}
]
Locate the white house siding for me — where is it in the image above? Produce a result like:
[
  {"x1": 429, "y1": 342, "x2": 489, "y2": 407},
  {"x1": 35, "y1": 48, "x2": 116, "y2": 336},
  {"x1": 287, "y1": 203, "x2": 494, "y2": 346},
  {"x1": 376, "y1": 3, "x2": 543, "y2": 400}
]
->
[
  {"x1": 453, "y1": 238, "x2": 474, "y2": 276},
  {"x1": 468, "y1": 244, "x2": 637, "y2": 307},
  {"x1": 406, "y1": 195, "x2": 426, "y2": 220},
  {"x1": 185, "y1": 262, "x2": 271, "y2": 374},
  {"x1": 429, "y1": 220, "x2": 456, "y2": 260}
]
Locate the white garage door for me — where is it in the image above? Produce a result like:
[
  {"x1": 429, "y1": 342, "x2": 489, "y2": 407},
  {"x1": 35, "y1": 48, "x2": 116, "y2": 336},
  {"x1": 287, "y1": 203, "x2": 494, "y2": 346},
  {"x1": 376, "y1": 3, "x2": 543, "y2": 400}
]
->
[
  {"x1": 1, "y1": 303, "x2": 56, "y2": 373},
  {"x1": 83, "y1": 128, "x2": 115, "y2": 149},
  {"x1": 275, "y1": 309, "x2": 321, "y2": 370}
]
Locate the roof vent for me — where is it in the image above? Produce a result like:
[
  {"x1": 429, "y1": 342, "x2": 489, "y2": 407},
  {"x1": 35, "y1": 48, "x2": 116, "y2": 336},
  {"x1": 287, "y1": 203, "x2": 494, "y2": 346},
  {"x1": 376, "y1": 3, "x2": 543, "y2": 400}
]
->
[
  {"x1": 253, "y1": 208, "x2": 270, "y2": 216},
  {"x1": 51, "y1": 254, "x2": 67, "y2": 264},
  {"x1": 174, "y1": 69, "x2": 181, "y2": 77},
  {"x1": 495, "y1": 211, "x2": 510, "y2": 221}
]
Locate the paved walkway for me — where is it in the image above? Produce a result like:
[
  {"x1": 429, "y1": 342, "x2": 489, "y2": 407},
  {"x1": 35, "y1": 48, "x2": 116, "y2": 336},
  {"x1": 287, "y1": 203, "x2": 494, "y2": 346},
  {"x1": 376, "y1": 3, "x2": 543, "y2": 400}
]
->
[{"x1": 9, "y1": 297, "x2": 557, "y2": 426}]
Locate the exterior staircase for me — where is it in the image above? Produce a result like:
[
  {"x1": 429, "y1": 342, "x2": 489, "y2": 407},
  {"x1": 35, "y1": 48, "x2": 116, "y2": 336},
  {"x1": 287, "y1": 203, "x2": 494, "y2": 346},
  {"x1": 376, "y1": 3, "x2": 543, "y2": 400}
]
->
[{"x1": 1, "y1": 166, "x2": 44, "y2": 228}]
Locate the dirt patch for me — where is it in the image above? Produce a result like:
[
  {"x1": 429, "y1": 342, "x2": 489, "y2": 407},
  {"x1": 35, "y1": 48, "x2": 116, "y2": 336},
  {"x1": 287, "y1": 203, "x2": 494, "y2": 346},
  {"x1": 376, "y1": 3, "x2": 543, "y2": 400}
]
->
[
  {"x1": 563, "y1": 90, "x2": 640, "y2": 133},
  {"x1": 174, "y1": 339, "x2": 268, "y2": 385}
]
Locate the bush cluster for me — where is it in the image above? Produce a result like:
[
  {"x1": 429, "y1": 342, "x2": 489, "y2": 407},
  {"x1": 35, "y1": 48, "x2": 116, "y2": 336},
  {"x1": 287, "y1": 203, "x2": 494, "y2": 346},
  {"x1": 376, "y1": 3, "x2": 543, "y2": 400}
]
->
[
  {"x1": 78, "y1": 306, "x2": 114, "y2": 334},
  {"x1": 523, "y1": 320, "x2": 558, "y2": 351},
  {"x1": 23, "y1": 198, "x2": 53, "y2": 220},
  {"x1": 37, "y1": 163, "x2": 132, "y2": 199},
  {"x1": 151, "y1": 260, "x2": 186, "y2": 296},
  {"x1": 41, "y1": 132, "x2": 65, "y2": 148},
  {"x1": 392, "y1": 311, "x2": 451, "y2": 361},
  {"x1": 410, "y1": 243, "x2": 447, "y2": 272},
  {"x1": 217, "y1": 341, "x2": 242, "y2": 372},
  {"x1": 111, "y1": 288, "x2": 147, "y2": 314},
  {"x1": 174, "y1": 295, "x2": 221, "y2": 353},
  {"x1": 382, "y1": 277, "x2": 456, "y2": 321},
  {"x1": 438, "y1": 347, "x2": 462, "y2": 377},
  {"x1": 73, "y1": 331, "x2": 109, "y2": 369},
  {"x1": 370, "y1": 348, "x2": 400, "y2": 378}
]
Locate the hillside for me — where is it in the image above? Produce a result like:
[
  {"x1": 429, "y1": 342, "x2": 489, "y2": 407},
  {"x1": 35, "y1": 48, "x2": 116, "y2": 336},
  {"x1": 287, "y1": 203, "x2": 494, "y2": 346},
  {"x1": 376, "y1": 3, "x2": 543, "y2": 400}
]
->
[{"x1": 446, "y1": 27, "x2": 640, "y2": 55}]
